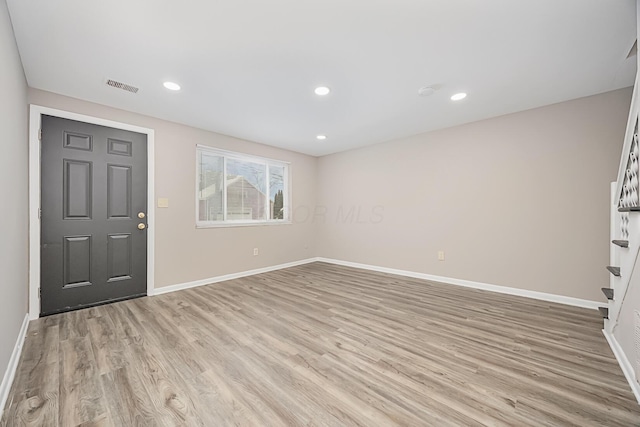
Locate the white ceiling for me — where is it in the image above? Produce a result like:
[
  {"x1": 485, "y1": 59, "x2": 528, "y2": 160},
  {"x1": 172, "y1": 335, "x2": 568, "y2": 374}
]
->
[{"x1": 6, "y1": 0, "x2": 637, "y2": 156}]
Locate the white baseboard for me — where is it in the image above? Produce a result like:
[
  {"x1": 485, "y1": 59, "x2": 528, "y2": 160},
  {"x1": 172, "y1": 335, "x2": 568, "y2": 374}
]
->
[
  {"x1": 153, "y1": 258, "x2": 318, "y2": 296},
  {"x1": 316, "y1": 257, "x2": 601, "y2": 310},
  {"x1": 603, "y1": 329, "x2": 640, "y2": 404},
  {"x1": 152, "y1": 256, "x2": 601, "y2": 310},
  {"x1": 0, "y1": 314, "x2": 29, "y2": 417}
]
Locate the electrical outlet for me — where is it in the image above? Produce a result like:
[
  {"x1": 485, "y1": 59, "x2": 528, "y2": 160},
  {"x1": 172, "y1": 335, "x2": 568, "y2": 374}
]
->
[
  {"x1": 253, "y1": 248, "x2": 259, "y2": 256},
  {"x1": 438, "y1": 251, "x2": 445, "y2": 261}
]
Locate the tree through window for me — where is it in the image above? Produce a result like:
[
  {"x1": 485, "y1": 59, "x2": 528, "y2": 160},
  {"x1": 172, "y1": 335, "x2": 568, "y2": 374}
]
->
[{"x1": 196, "y1": 146, "x2": 290, "y2": 226}]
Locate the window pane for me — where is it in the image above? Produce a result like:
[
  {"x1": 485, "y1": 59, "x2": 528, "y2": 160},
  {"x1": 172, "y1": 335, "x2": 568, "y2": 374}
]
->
[
  {"x1": 269, "y1": 165, "x2": 285, "y2": 220},
  {"x1": 226, "y1": 158, "x2": 267, "y2": 221},
  {"x1": 196, "y1": 146, "x2": 290, "y2": 226},
  {"x1": 198, "y1": 152, "x2": 224, "y2": 221}
]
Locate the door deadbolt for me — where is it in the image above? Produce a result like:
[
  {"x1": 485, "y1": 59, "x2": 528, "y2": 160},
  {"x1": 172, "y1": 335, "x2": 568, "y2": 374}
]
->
[
  {"x1": 138, "y1": 212, "x2": 146, "y2": 219},
  {"x1": 138, "y1": 223, "x2": 146, "y2": 230}
]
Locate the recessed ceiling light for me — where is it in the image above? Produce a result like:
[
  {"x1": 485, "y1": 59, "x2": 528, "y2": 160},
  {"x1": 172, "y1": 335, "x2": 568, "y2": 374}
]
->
[
  {"x1": 314, "y1": 86, "x2": 331, "y2": 96},
  {"x1": 163, "y1": 81, "x2": 181, "y2": 91},
  {"x1": 316, "y1": 135, "x2": 327, "y2": 140},
  {"x1": 450, "y1": 92, "x2": 467, "y2": 101}
]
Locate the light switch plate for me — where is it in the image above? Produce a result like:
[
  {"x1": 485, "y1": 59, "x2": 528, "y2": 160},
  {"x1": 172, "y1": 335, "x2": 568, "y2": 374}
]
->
[{"x1": 157, "y1": 197, "x2": 169, "y2": 208}]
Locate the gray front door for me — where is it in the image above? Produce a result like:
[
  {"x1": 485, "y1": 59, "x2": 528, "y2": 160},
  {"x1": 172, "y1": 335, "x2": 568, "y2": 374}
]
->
[{"x1": 40, "y1": 115, "x2": 148, "y2": 316}]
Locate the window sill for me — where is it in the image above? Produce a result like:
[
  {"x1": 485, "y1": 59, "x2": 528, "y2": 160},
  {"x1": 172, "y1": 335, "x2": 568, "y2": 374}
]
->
[{"x1": 196, "y1": 221, "x2": 293, "y2": 229}]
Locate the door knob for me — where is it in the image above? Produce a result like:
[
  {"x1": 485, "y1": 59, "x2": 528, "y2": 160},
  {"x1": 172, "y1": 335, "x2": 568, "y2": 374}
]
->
[
  {"x1": 138, "y1": 223, "x2": 146, "y2": 230},
  {"x1": 138, "y1": 212, "x2": 146, "y2": 219}
]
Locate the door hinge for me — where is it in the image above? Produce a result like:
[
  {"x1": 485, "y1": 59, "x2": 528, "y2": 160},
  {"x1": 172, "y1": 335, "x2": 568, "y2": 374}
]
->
[
  {"x1": 38, "y1": 288, "x2": 41, "y2": 299},
  {"x1": 38, "y1": 208, "x2": 41, "y2": 219},
  {"x1": 38, "y1": 128, "x2": 42, "y2": 141}
]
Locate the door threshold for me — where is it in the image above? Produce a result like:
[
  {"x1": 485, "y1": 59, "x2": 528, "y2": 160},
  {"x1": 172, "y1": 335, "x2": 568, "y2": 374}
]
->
[{"x1": 40, "y1": 293, "x2": 146, "y2": 317}]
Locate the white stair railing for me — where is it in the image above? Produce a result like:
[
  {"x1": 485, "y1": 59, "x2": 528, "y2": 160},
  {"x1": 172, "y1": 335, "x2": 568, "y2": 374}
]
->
[{"x1": 609, "y1": 77, "x2": 640, "y2": 332}]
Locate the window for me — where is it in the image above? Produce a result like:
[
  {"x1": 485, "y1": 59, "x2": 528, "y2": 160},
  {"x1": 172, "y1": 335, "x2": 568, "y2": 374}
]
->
[{"x1": 196, "y1": 146, "x2": 290, "y2": 227}]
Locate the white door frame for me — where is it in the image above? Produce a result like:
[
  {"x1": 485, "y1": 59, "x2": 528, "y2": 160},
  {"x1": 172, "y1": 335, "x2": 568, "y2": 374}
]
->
[{"x1": 28, "y1": 105, "x2": 155, "y2": 320}]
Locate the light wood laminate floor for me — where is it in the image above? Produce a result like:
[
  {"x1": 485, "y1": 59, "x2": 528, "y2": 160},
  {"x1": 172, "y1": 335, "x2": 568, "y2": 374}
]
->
[{"x1": 2, "y1": 262, "x2": 639, "y2": 426}]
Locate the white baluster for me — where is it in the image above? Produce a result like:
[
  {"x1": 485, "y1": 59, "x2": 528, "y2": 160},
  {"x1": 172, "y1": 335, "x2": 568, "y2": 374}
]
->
[{"x1": 624, "y1": 185, "x2": 630, "y2": 207}]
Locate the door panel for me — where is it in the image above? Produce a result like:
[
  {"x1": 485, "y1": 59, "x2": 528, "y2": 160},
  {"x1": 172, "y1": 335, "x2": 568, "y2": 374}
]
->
[
  {"x1": 107, "y1": 138, "x2": 132, "y2": 156},
  {"x1": 107, "y1": 233, "x2": 132, "y2": 282},
  {"x1": 63, "y1": 131, "x2": 92, "y2": 151},
  {"x1": 63, "y1": 160, "x2": 92, "y2": 219},
  {"x1": 63, "y1": 236, "x2": 92, "y2": 287},
  {"x1": 107, "y1": 164, "x2": 132, "y2": 219},
  {"x1": 41, "y1": 115, "x2": 148, "y2": 316}
]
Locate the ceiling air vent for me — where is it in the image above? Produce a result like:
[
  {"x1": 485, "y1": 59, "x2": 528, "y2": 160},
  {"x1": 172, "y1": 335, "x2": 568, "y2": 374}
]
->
[{"x1": 106, "y1": 79, "x2": 139, "y2": 94}]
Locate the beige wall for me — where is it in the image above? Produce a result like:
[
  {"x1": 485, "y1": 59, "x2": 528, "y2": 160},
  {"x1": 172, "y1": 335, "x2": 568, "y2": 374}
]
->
[
  {"x1": 26, "y1": 88, "x2": 632, "y2": 302},
  {"x1": 316, "y1": 88, "x2": 632, "y2": 302},
  {"x1": 0, "y1": 0, "x2": 28, "y2": 383},
  {"x1": 28, "y1": 89, "x2": 317, "y2": 289},
  {"x1": 25, "y1": 79, "x2": 632, "y2": 303}
]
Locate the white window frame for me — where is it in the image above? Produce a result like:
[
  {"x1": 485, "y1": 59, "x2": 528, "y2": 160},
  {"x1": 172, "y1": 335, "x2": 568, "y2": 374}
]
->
[{"x1": 196, "y1": 145, "x2": 291, "y2": 228}]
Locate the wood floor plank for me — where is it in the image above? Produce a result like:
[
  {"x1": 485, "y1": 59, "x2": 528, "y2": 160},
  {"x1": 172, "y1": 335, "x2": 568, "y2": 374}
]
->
[
  {"x1": 58, "y1": 336, "x2": 106, "y2": 426},
  {"x1": 1, "y1": 317, "x2": 59, "y2": 427},
  {"x1": 99, "y1": 366, "x2": 156, "y2": 427},
  {"x1": 109, "y1": 304, "x2": 205, "y2": 427},
  {"x1": 86, "y1": 307, "x2": 128, "y2": 376},
  {"x1": 2, "y1": 262, "x2": 640, "y2": 426}
]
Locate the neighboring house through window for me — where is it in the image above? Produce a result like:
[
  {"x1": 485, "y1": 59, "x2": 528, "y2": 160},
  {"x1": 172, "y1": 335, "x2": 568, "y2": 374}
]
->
[{"x1": 196, "y1": 146, "x2": 289, "y2": 226}]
